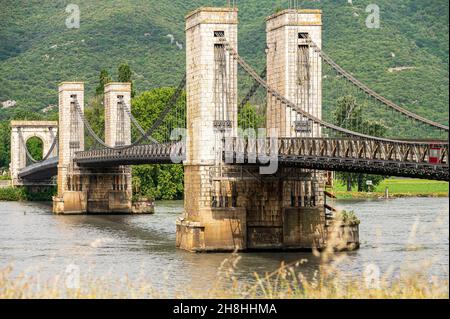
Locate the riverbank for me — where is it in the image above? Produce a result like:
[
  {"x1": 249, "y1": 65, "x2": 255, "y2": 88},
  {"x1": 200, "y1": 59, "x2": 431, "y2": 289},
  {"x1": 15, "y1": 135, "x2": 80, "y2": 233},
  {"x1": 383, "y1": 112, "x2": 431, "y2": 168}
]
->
[
  {"x1": 0, "y1": 186, "x2": 56, "y2": 201},
  {"x1": 328, "y1": 178, "x2": 449, "y2": 199},
  {"x1": 2, "y1": 179, "x2": 448, "y2": 201}
]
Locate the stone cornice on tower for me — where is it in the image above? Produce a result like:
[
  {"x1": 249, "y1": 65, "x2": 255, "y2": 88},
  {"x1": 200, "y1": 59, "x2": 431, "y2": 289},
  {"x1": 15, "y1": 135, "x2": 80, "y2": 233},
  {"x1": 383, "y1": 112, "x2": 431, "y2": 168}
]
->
[
  {"x1": 104, "y1": 82, "x2": 132, "y2": 94},
  {"x1": 11, "y1": 121, "x2": 58, "y2": 127},
  {"x1": 266, "y1": 9, "x2": 322, "y2": 32},
  {"x1": 185, "y1": 7, "x2": 239, "y2": 31}
]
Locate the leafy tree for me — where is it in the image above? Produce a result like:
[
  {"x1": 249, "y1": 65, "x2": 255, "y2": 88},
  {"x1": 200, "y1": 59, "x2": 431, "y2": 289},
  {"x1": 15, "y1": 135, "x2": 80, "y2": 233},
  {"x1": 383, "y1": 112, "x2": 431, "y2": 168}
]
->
[
  {"x1": 118, "y1": 63, "x2": 135, "y2": 97},
  {"x1": 130, "y1": 87, "x2": 186, "y2": 200},
  {"x1": 132, "y1": 87, "x2": 185, "y2": 141},
  {"x1": 84, "y1": 95, "x2": 105, "y2": 150},
  {"x1": 0, "y1": 121, "x2": 10, "y2": 169},
  {"x1": 133, "y1": 164, "x2": 184, "y2": 200},
  {"x1": 238, "y1": 102, "x2": 265, "y2": 129},
  {"x1": 26, "y1": 137, "x2": 43, "y2": 161},
  {"x1": 333, "y1": 95, "x2": 388, "y2": 192},
  {"x1": 95, "y1": 69, "x2": 112, "y2": 96}
]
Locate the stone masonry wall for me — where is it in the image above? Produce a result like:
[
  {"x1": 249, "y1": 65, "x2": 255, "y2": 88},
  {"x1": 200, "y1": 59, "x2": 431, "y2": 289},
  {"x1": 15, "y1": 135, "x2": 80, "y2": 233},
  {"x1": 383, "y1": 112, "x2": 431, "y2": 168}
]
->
[{"x1": 10, "y1": 121, "x2": 58, "y2": 185}]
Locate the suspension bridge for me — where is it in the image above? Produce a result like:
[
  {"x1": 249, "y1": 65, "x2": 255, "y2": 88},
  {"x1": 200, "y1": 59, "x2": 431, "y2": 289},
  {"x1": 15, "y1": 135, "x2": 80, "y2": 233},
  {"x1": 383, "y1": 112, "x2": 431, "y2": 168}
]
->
[{"x1": 10, "y1": 7, "x2": 448, "y2": 251}]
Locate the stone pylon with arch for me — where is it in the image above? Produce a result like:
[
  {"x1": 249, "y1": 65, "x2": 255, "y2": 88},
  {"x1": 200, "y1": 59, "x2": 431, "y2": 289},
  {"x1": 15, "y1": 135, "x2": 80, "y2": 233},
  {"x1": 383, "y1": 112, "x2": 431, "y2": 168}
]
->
[{"x1": 10, "y1": 121, "x2": 58, "y2": 186}]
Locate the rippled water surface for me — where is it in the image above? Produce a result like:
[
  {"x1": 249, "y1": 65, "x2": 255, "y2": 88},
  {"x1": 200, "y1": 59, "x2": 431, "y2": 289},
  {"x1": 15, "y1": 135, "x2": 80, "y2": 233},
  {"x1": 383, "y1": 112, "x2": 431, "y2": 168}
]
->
[{"x1": 0, "y1": 197, "x2": 448, "y2": 294}]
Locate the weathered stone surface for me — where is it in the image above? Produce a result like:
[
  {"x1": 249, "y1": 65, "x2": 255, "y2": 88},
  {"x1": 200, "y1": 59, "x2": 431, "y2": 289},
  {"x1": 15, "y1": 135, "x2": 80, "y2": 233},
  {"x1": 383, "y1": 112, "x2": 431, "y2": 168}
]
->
[
  {"x1": 104, "y1": 82, "x2": 132, "y2": 147},
  {"x1": 266, "y1": 9, "x2": 322, "y2": 137},
  {"x1": 326, "y1": 224, "x2": 360, "y2": 251},
  {"x1": 132, "y1": 199, "x2": 155, "y2": 214},
  {"x1": 179, "y1": 8, "x2": 328, "y2": 252},
  {"x1": 52, "y1": 83, "x2": 133, "y2": 214},
  {"x1": 10, "y1": 121, "x2": 58, "y2": 186}
]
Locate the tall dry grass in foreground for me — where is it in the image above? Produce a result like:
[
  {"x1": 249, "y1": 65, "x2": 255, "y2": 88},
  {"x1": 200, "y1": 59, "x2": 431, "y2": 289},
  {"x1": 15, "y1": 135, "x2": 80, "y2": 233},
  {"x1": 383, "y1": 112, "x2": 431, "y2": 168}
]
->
[
  {"x1": 0, "y1": 258, "x2": 447, "y2": 299},
  {"x1": 1, "y1": 218, "x2": 448, "y2": 299}
]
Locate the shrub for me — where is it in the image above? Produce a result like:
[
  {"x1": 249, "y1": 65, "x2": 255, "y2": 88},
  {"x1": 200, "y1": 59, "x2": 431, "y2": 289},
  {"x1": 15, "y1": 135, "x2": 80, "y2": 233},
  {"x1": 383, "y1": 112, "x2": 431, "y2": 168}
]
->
[
  {"x1": 0, "y1": 186, "x2": 56, "y2": 201},
  {"x1": 0, "y1": 187, "x2": 26, "y2": 201},
  {"x1": 335, "y1": 210, "x2": 360, "y2": 225}
]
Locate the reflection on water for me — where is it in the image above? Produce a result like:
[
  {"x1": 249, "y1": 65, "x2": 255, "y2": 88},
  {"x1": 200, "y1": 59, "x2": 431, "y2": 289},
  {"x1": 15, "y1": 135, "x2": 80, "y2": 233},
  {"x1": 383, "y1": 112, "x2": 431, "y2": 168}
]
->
[{"x1": 0, "y1": 198, "x2": 448, "y2": 294}]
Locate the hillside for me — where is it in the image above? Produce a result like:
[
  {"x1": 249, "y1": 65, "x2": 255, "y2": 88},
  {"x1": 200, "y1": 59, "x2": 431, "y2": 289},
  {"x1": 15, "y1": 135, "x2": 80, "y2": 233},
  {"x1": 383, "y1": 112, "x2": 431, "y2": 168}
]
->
[{"x1": 0, "y1": 0, "x2": 448, "y2": 126}]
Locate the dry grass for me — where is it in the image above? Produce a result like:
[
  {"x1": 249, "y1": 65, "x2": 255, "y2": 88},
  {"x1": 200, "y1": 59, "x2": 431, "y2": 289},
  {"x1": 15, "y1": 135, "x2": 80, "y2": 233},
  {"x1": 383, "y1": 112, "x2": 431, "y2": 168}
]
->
[{"x1": 1, "y1": 257, "x2": 447, "y2": 299}]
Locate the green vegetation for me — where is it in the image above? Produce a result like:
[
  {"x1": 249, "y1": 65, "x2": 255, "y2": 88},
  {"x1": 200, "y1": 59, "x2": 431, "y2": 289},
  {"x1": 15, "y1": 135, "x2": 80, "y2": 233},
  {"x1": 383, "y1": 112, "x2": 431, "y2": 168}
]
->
[
  {"x1": 238, "y1": 102, "x2": 266, "y2": 129},
  {"x1": 333, "y1": 95, "x2": 389, "y2": 192},
  {"x1": 0, "y1": 121, "x2": 11, "y2": 168},
  {"x1": 118, "y1": 63, "x2": 136, "y2": 97},
  {"x1": 334, "y1": 210, "x2": 361, "y2": 225},
  {"x1": 0, "y1": 187, "x2": 24, "y2": 201},
  {"x1": 95, "y1": 69, "x2": 112, "y2": 96},
  {"x1": 0, "y1": 186, "x2": 56, "y2": 201},
  {"x1": 0, "y1": 0, "x2": 447, "y2": 122},
  {"x1": 329, "y1": 178, "x2": 449, "y2": 199},
  {"x1": 0, "y1": 1, "x2": 448, "y2": 199},
  {"x1": 132, "y1": 165, "x2": 184, "y2": 200},
  {"x1": 126, "y1": 87, "x2": 186, "y2": 200},
  {"x1": 25, "y1": 136, "x2": 44, "y2": 161}
]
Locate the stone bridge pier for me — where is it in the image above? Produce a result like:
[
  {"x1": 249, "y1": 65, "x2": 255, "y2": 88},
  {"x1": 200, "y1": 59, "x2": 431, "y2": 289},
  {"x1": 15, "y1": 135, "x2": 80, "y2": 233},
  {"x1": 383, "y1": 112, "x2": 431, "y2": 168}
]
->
[
  {"x1": 52, "y1": 82, "x2": 133, "y2": 214},
  {"x1": 10, "y1": 121, "x2": 58, "y2": 186},
  {"x1": 176, "y1": 7, "x2": 327, "y2": 252}
]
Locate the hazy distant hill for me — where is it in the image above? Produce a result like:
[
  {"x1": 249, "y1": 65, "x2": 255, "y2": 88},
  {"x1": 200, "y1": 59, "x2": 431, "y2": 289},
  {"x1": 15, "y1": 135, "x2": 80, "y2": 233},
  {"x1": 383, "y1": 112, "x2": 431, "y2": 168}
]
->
[{"x1": 0, "y1": 0, "x2": 448, "y2": 125}]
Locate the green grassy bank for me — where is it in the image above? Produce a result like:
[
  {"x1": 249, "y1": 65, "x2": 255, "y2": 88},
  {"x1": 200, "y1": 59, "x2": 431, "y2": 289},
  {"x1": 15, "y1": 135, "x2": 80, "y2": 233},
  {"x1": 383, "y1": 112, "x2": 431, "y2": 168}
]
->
[{"x1": 329, "y1": 178, "x2": 449, "y2": 199}]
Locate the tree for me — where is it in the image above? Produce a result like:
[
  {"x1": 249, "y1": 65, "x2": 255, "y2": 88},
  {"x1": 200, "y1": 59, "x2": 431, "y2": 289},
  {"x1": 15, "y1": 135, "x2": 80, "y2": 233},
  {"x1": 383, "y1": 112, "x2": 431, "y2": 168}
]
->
[
  {"x1": 333, "y1": 95, "x2": 388, "y2": 192},
  {"x1": 0, "y1": 121, "x2": 10, "y2": 170},
  {"x1": 84, "y1": 95, "x2": 105, "y2": 150},
  {"x1": 130, "y1": 87, "x2": 186, "y2": 200},
  {"x1": 118, "y1": 63, "x2": 135, "y2": 97},
  {"x1": 238, "y1": 102, "x2": 265, "y2": 129},
  {"x1": 26, "y1": 137, "x2": 43, "y2": 161},
  {"x1": 95, "y1": 69, "x2": 111, "y2": 96}
]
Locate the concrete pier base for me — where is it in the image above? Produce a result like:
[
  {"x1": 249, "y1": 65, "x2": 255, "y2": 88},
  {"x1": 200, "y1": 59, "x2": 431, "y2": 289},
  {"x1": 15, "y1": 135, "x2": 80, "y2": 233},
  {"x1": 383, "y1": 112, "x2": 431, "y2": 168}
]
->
[
  {"x1": 179, "y1": 165, "x2": 327, "y2": 252},
  {"x1": 176, "y1": 207, "x2": 246, "y2": 252},
  {"x1": 53, "y1": 193, "x2": 154, "y2": 215},
  {"x1": 326, "y1": 224, "x2": 360, "y2": 251}
]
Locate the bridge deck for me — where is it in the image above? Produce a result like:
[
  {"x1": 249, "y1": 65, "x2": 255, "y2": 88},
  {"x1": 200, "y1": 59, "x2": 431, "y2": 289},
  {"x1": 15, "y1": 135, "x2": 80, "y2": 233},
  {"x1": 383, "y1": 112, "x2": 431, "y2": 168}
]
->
[
  {"x1": 18, "y1": 157, "x2": 58, "y2": 181},
  {"x1": 17, "y1": 138, "x2": 449, "y2": 182}
]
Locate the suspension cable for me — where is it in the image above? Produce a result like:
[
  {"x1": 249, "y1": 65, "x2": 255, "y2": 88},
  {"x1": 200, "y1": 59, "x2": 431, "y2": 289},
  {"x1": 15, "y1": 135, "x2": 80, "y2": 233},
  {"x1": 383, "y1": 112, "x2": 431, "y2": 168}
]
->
[
  {"x1": 309, "y1": 41, "x2": 449, "y2": 132},
  {"x1": 73, "y1": 73, "x2": 187, "y2": 150},
  {"x1": 120, "y1": 98, "x2": 159, "y2": 144},
  {"x1": 219, "y1": 38, "x2": 447, "y2": 145},
  {"x1": 18, "y1": 128, "x2": 59, "y2": 163},
  {"x1": 239, "y1": 67, "x2": 266, "y2": 109}
]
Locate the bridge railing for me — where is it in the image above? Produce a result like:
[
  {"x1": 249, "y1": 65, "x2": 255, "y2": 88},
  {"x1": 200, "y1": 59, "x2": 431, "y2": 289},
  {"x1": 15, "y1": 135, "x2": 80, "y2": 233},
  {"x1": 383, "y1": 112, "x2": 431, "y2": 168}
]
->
[
  {"x1": 74, "y1": 141, "x2": 185, "y2": 165},
  {"x1": 224, "y1": 136, "x2": 449, "y2": 180},
  {"x1": 276, "y1": 138, "x2": 449, "y2": 165},
  {"x1": 227, "y1": 137, "x2": 448, "y2": 165}
]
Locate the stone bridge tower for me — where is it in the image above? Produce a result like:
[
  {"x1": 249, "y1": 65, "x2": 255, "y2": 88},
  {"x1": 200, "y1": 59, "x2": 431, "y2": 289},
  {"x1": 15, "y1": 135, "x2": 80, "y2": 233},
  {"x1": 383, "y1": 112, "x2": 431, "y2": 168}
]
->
[
  {"x1": 177, "y1": 7, "x2": 244, "y2": 251},
  {"x1": 53, "y1": 82, "x2": 133, "y2": 214},
  {"x1": 10, "y1": 121, "x2": 58, "y2": 186},
  {"x1": 53, "y1": 82, "x2": 86, "y2": 213},
  {"x1": 266, "y1": 9, "x2": 322, "y2": 137},
  {"x1": 177, "y1": 7, "x2": 326, "y2": 252},
  {"x1": 265, "y1": 8, "x2": 326, "y2": 247}
]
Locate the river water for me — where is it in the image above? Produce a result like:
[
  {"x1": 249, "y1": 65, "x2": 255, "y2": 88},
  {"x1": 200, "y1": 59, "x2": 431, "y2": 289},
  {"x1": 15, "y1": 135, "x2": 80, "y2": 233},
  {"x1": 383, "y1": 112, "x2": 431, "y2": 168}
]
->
[{"x1": 0, "y1": 197, "x2": 448, "y2": 295}]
